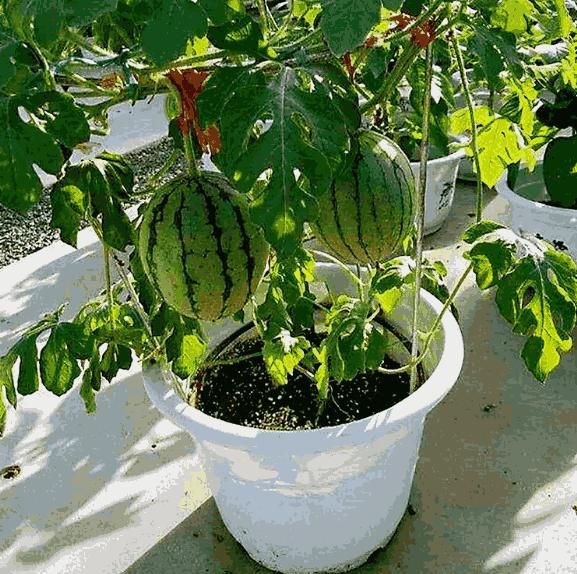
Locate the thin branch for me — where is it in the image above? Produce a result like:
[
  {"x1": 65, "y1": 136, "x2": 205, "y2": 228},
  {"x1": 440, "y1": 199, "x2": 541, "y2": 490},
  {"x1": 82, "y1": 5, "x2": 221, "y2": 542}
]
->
[{"x1": 409, "y1": 40, "x2": 434, "y2": 393}]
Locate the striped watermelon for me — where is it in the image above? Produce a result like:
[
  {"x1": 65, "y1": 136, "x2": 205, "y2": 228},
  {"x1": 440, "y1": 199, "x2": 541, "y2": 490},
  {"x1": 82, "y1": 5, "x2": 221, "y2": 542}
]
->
[
  {"x1": 138, "y1": 172, "x2": 269, "y2": 321},
  {"x1": 311, "y1": 130, "x2": 416, "y2": 264}
]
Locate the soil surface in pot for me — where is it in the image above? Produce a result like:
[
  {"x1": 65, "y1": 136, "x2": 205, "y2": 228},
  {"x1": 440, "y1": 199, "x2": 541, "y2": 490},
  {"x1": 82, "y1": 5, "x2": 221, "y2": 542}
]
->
[{"x1": 194, "y1": 333, "x2": 410, "y2": 431}]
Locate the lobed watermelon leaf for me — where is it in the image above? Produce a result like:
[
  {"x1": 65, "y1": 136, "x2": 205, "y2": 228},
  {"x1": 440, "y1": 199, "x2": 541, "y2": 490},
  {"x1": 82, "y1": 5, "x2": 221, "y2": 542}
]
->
[
  {"x1": 263, "y1": 330, "x2": 311, "y2": 386},
  {"x1": 463, "y1": 221, "x2": 577, "y2": 381},
  {"x1": 198, "y1": 0, "x2": 245, "y2": 26},
  {"x1": 4, "y1": 0, "x2": 119, "y2": 45},
  {"x1": 50, "y1": 153, "x2": 135, "y2": 249},
  {"x1": 450, "y1": 106, "x2": 534, "y2": 188},
  {"x1": 141, "y1": 0, "x2": 208, "y2": 65},
  {"x1": 198, "y1": 66, "x2": 352, "y2": 254},
  {"x1": 319, "y1": 0, "x2": 381, "y2": 56}
]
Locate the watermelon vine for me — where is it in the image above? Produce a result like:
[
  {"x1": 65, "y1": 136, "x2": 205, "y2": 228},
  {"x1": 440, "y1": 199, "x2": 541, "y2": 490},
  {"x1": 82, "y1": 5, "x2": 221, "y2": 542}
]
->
[{"x1": 0, "y1": 0, "x2": 576, "y2": 434}]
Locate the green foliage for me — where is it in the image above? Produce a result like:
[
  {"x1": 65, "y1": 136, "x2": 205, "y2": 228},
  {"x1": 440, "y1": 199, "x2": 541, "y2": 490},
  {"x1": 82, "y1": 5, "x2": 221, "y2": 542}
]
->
[
  {"x1": 0, "y1": 92, "x2": 90, "y2": 213},
  {"x1": 450, "y1": 105, "x2": 535, "y2": 187},
  {"x1": 464, "y1": 221, "x2": 577, "y2": 381},
  {"x1": 1, "y1": 0, "x2": 577, "y2": 431},
  {"x1": 543, "y1": 134, "x2": 577, "y2": 208},
  {"x1": 198, "y1": 64, "x2": 356, "y2": 254},
  {"x1": 50, "y1": 154, "x2": 134, "y2": 249},
  {"x1": 319, "y1": 0, "x2": 381, "y2": 56},
  {"x1": 142, "y1": 0, "x2": 208, "y2": 65}
]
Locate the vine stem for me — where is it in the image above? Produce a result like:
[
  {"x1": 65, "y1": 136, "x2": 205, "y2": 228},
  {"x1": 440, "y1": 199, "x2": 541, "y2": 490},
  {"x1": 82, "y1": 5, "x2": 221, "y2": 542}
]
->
[
  {"x1": 88, "y1": 216, "x2": 188, "y2": 402},
  {"x1": 360, "y1": 42, "x2": 420, "y2": 115},
  {"x1": 132, "y1": 149, "x2": 181, "y2": 196},
  {"x1": 308, "y1": 249, "x2": 364, "y2": 292},
  {"x1": 409, "y1": 40, "x2": 434, "y2": 394},
  {"x1": 450, "y1": 32, "x2": 484, "y2": 222},
  {"x1": 103, "y1": 245, "x2": 115, "y2": 336},
  {"x1": 142, "y1": 50, "x2": 228, "y2": 75},
  {"x1": 183, "y1": 131, "x2": 200, "y2": 177},
  {"x1": 257, "y1": 0, "x2": 270, "y2": 37}
]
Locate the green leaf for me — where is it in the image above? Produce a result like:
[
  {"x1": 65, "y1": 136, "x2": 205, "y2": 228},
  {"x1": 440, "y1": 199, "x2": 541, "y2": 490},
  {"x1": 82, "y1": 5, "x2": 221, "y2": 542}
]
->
[
  {"x1": 451, "y1": 107, "x2": 535, "y2": 189},
  {"x1": 543, "y1": 135, "x2": 577, "y2": 208},
  {"x1": 0, "y1": 392, "x2": 6, "y2": 437},
  {"x1": 15, "y1": 338, "x2": 39, "y2": 395},
  {"x1": 465, "y1": 241, "x2": 515, "y2": 289},
  {"x1": 56, "y1": 154, "x2": 135, "y2": 250},
  {"x1": 202, "y1": 66, "x2": 348, "y2": 253},
  {"x1": 462, "y1": 220, "x2": 507, "y2": 244},
  {"x1": 5, "y1": 0, "x2": 118, "y2": 45},
  {"x1": 553, "y1": 0, "x2": 571, "y2": 37},
  {"x1": 371, "y1": 256, "x2": 414, "y2": 314},
  {"x1": 491, "y1": 0, "x2": 534, "y2": 35},
  {"x1": 263, "y1": 331, "x2": 310, "y2": 385},
  {"x1": 166, "y1": 317, "x2": 206, "y2": 379},
  {"x1": 207, "y1": 15, "x2": 268, "y2": 57},
  {"x1": 50, "y1": 184, "x2": 86, "y2": 247},
  {"x1": 0, "y1": 354, "x2": 18, "y2": 409},
  {"x1": 470, "y1": 23, "x2": 523, "y2": 81},
  {"x1": 39, "y1": 325, "x2": 81, "y2": 396},
  {"x1": 464, "y1": 227, "x2": 577, "y2": 381},
  {"x1": 496, "y1": 253, "x2": 575, "y2": 381},
  {"x1": 319, "y1": 0, "x2": 381, "y2": 56},
  {"x1": 26, "y1": 91, "x2": 90, "y2": 149},
  {"x1": 0, "y1": 25, "x2": 43, "y2": 94},
  {"x1": 198, "y1": 0, "x2": 244, "y2": 25},
  {"x1": 0, "y1": 95, "x2": 64, "y2": 213},
  {"x1": 142, "y1": 0, "x2": 208, "y2": 65},
  {"x1": 80, "y1": 368, "x2": 97, "y2": 414}
]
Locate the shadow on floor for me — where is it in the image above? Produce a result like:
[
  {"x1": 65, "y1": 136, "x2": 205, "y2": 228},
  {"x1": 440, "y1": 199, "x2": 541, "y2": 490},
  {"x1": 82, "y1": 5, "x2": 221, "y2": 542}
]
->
[{"x1": 0, "y1": 372, "x2": 194, "y2": 568}]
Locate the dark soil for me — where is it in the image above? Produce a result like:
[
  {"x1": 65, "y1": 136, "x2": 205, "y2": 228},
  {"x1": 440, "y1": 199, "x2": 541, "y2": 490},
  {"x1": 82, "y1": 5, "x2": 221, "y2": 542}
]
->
[{"x1": 195, "y1": 328, "x2": 411, "y2": 431}]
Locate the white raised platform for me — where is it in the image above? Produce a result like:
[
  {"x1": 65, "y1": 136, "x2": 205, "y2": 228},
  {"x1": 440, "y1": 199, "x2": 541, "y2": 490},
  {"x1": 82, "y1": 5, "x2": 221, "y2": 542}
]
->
[{"x1": 1, "y1": 186, "x2": 577, "y2": 574}]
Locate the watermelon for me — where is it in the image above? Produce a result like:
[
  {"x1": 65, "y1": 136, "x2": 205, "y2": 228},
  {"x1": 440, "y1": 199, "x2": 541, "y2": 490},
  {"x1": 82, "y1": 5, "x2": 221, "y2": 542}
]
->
[
  {"x1": 310, "y1": 130, "x2": 416, "y2": 264},
  {"x1": 139, "y1": 172, "x2": 269, "y2": 321}
]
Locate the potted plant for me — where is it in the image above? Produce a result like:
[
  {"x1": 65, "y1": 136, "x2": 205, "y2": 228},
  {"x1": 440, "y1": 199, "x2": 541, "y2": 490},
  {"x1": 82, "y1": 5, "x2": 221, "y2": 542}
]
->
[
  {"x1": 494, "y1": 62, "x2": 577, "y2": 257},
  {"x1": 1, "y1": 2, "x2": 577, "y2": 573}
]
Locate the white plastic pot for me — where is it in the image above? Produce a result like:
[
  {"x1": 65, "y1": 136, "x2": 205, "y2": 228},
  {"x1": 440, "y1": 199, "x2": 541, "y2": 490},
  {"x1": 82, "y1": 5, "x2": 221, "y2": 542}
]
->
[
  {"x1": 410, "y1": 150, "x2": 465, "y2": 235},
  {"x1": 495, "y1": 163, "x2": 577, "y2": 259},
  {"x1": 142, "y1": 263, "x2": 464, "y2": 574}
]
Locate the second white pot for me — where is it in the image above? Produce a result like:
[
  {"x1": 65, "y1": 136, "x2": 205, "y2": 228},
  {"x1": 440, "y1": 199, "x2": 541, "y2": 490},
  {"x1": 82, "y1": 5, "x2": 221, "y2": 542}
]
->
[
  {"x1": 142, "y1": 263, "x2": 464, "y2": 574},
  {"x1": 495, "y1": 163, "x2": 577, "y2": 259},
  {"x1": 410, "y1": 150, "x2": 465, "y2": 235}
]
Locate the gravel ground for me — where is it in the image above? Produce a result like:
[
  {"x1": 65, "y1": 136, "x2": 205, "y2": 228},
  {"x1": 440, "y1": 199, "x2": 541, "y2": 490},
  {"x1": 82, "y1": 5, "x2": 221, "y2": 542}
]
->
[{"x1": 0, "y1": 138, "x2": 186, "y2": 269}]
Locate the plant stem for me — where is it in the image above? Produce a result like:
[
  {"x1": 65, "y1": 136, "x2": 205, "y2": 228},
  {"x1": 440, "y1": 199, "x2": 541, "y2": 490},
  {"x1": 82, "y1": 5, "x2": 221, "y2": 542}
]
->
[
  {"x1": 103, "y1": 245, "x2": 116, "y2": 336},
  {"x1": 183, "y1": 131, "x2": 200, "y2": 177},
  {"x1": 451, "y1": 33, "x2": 484, "y2": 222},
  {"x1": 64, "y1": 29, "x2": 113, "y2": 56},
  {"x1": 257, "y1": 0, "x2": 270, "y2": 37},
  {"x1": 308, "y1": 249, "x2": 364, "y2": 292},
  {"x1": 133, "y1": 149, "x2": 182, "y2": 196},
  {"x1": 360, "y1": 42, "x2": 420, "y2": 115},
  {"x1": 409, "y1": 41, "x2": 434, "y2": 394},
  {"x1": 420, "y1": 263, "x2": 473, "y2": 354},
  {"x1": 142, "y1": 50, "x2": 228, "y2": 75}
]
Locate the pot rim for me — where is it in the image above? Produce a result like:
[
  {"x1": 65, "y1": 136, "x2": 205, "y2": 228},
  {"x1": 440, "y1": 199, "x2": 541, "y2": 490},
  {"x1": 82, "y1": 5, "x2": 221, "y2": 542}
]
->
[
  {"x1": 142, "y1": 287, "x2": 464, "y2": 446},
  {"x1": 495, "y1": 165, "x2": 577, "y2": 219},
  {"x1": 409, "y1": 148, "x2": 466, "y2": 167}
]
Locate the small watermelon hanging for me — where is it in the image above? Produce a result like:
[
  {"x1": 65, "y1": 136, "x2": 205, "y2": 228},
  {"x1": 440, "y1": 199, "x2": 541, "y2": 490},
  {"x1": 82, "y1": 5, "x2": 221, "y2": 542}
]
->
[
  {"x1": 311, "y1": 130, "x2": 416, "y2": 264},
  {"x1": 139, "y1": 172, "x2": 269, "y2": 321}
]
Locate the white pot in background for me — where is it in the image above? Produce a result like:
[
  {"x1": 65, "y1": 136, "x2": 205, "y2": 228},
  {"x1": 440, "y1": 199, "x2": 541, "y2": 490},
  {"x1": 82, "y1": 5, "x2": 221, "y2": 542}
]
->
[
  {"x1": 410, "y1": 150, "x2": 465, "y2": 235},
  {"x1": 142, "y1": 263, "x2": 464, "y2": 574},
  {"x1": 495, "y1": 163, "x2": 577, "y2": 259}
]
